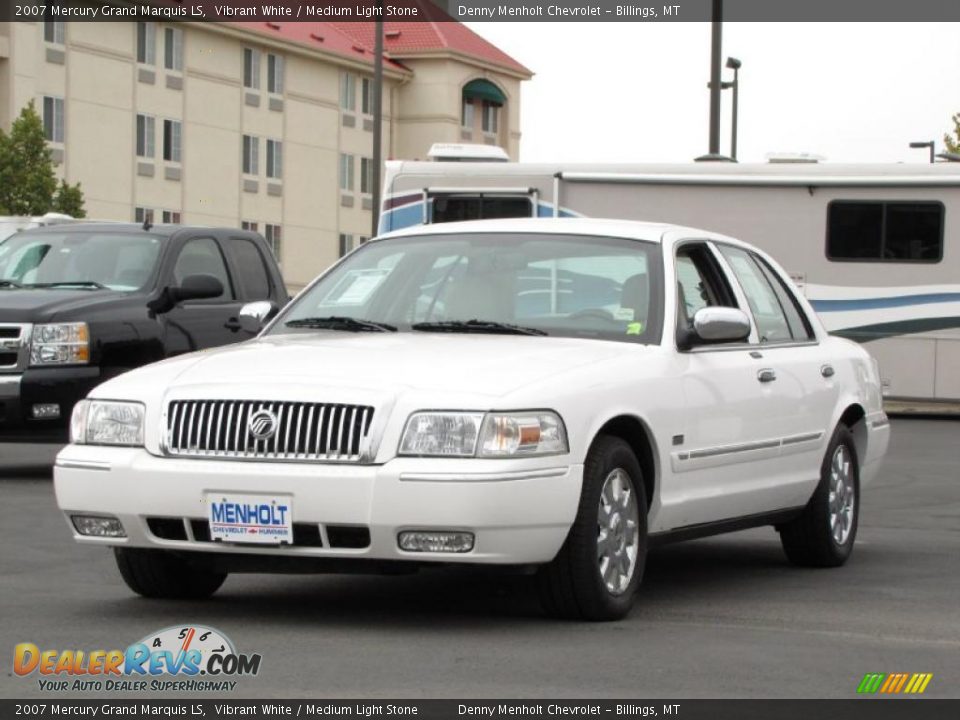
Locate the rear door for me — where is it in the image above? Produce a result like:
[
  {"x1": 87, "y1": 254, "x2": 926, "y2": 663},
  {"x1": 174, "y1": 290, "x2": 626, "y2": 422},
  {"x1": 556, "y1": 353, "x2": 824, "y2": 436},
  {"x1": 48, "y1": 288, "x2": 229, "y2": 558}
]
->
[{"x1": 162, "y1": 235, "x2": 244, "y2": 355}]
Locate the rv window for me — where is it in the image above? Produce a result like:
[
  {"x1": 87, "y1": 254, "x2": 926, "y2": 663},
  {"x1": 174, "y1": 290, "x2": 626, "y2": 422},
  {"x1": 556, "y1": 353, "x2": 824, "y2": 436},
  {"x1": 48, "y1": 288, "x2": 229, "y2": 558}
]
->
[
  {"x1": 827, "y1": 201, "x2": 943, "y2": 262},
  {"x1": 431, "y1": 195, "x2": 531, "y2": 224}
]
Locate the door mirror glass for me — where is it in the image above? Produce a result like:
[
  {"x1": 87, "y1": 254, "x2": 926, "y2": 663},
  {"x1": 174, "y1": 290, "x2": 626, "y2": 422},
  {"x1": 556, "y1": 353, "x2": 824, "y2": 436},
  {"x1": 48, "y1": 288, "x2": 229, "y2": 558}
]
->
[
  {"x1": 691, "y1": 307, "x2": 751, "y2": 344},
  {"x1": 170, "y1": 274, "x2": 224, "y2": 303},
  {"x1": 239, "y1": 300, "x2": 278, "y2": 333}
]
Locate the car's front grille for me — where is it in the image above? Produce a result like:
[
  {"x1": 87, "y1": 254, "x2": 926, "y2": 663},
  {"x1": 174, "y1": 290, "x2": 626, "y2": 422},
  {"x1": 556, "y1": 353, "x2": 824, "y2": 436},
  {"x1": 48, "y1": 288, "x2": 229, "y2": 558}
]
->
[
  {"x1": 0, "y1": 324, "x2": 28, "y2": 371},
  {"x1": 165, "y1": 400, "x2": 375, "y2": 462}
]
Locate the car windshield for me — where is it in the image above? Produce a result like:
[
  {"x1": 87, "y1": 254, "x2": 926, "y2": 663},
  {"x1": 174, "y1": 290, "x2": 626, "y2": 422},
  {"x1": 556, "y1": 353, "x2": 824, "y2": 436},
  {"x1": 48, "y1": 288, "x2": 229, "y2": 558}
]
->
[
  {"x1": 0, "y1": 231, "x2": 164, "y2": 291},
  {"x1": 273, "y1": 232, "x2": 663, "y2": 344}
]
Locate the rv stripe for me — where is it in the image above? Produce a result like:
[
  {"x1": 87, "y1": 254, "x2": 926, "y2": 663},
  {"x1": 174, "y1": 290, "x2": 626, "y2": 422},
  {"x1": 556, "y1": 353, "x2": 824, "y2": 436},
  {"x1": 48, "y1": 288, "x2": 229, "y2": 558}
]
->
[
  {"x1": 917, "y1": 674, "x2": 933, "y2": 694},
  {"x1": 856, "y1": 674, "x2": 877, "y2": 693},
  {"x1": 904, "y1": 674, "x2": 920, "y2": 694},
  {"x1": 868, "y1": 673, "x2": 886, "y2": 693},
  {"x1": 879, "y1": 675, "x2": 896, "y2": 693},
  {"x1": 893, "y1": 674, "x2": 909, "y2": 693}
]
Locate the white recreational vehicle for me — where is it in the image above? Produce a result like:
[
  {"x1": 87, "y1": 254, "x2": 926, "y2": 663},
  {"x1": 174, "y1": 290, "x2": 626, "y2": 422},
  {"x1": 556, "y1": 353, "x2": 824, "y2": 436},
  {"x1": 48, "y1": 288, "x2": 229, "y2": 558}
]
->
[{"x1": 378, "y1": 155, "x2": 960, "y2": 406}]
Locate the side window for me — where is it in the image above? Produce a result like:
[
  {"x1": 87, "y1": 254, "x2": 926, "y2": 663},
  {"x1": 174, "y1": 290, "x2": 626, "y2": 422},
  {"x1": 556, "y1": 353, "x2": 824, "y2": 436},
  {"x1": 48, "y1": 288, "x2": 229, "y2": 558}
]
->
[
  {"x1": 430, "y1": 195, "x2": 532, "y2": 224},
  {"x1": 718, "y1": 245, "x2": 793, "y2": 343},
  {"x1": 173, "y1": 237, "x2": 233, "y2": 301},
  {"x1": 827, "y1": 201, "x2": 943, "y2": 262},
  {"x1": 752, "y1": 254, "x2": 814, "y2": 341},
  {"x1": 230, "y1": 238, "x2": 272, "y2": 300},
  {"x1": 674, "y1": 244, "x2": 735, "y2": 329}
]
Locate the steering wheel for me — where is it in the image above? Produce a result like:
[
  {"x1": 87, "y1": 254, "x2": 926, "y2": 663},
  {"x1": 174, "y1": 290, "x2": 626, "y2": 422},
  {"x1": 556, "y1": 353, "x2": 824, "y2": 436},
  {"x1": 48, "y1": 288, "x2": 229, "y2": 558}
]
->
[{"x1": 567, "y1": 308, "x2": 617, "y2": 323}]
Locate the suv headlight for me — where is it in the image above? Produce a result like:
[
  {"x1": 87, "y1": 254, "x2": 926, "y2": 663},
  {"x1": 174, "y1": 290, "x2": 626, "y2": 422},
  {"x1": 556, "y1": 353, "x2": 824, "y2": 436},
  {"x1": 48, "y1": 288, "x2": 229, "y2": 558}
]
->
[
  {"x1": 399, "y1": 411, "x2": 568, "y2": 458},
  {"x1": 30, "y1": 322, "x2": 90, "y2": 366},
  {"x1": 70, "y1": 400, "x2": 145, "y2": 446}
]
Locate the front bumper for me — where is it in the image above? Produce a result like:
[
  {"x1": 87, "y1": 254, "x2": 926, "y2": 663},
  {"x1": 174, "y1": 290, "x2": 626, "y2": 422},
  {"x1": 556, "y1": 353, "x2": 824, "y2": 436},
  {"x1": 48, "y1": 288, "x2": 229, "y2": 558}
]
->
[
  {"x1": 0, "y1": 367, "x2": 102, "y2": 443},
  {"x1": 54, "y1": 446, "x2": 583, "y2": 567}
]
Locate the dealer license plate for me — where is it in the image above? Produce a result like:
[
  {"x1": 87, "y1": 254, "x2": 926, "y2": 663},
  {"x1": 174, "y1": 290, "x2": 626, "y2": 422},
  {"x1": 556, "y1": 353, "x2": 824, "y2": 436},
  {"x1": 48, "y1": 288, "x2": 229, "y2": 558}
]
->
[{"x1": 206, "y1": 493, "x2": 293, "y2": 545}]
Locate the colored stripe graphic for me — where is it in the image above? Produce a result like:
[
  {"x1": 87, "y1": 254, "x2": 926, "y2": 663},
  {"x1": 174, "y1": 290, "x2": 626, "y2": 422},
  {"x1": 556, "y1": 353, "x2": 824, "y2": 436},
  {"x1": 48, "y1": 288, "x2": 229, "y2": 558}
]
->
[
  {"x1": 811, "y1": 292, "x2": 960, "y2": 312},
  {"x1": 857, "y1": 673, "x2": 932, "y2": 694}
]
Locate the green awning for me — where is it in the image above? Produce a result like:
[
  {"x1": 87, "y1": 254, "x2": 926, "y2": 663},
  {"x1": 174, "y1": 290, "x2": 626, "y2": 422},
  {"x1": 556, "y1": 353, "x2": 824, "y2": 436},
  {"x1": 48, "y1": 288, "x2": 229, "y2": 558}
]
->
[{"x1": 463, "y1": 79, "x2": 506, "y2": 105}]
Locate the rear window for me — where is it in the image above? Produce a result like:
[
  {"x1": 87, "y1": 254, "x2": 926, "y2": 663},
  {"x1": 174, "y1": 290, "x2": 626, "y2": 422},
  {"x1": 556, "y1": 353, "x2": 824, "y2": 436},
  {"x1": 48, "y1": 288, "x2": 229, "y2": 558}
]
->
[
  {"x1": 827, "y1": 201, "x2": 943, "y2": 262},
  {"x1": 431, "y1": 195, "x2": 532, "y2": 224}
]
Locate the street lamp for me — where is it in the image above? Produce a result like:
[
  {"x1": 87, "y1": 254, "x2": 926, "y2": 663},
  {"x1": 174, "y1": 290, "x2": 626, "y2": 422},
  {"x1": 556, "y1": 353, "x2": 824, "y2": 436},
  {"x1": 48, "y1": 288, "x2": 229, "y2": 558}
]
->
[
  {"x1": 725, "y1": 57, "x2": 741, "y2": 160},
  {"x1": 909, "y1": 141, "x2": 935, "y2": 164}
]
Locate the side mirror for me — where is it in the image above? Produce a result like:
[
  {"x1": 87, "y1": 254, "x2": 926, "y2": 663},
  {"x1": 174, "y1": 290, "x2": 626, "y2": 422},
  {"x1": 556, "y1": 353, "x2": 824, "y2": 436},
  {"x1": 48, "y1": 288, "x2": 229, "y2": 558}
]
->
[
  {"x1": 170, "y1": 274, "x2": 224, "y2": 303},
  {"x1": 239, "y1": 300, "x2": 278, "y2": 333},
  {"x1": 680, "y1": 307, "x2": 752, "y2": 349}
]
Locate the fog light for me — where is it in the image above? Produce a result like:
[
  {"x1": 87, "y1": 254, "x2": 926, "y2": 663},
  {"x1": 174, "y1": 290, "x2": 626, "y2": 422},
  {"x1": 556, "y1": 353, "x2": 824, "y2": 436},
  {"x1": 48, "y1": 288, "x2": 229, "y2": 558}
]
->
[
  {"x1": 32, "y1": 403, "x2": 61, "y2": 419},
  {"x1": 71, "y1": 515, "x2": 126, "y2": 538},
  {"x1": 398, "y1": 531, "x2": 474, "y2": 553}
]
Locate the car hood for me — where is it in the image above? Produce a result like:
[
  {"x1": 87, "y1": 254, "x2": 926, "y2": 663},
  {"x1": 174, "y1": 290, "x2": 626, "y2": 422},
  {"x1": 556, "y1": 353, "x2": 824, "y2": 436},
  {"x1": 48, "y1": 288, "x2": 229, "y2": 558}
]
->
[
  {"x1": 0, "y1": 287, "x2": 127, "y2": 323},
  {"x1": 95, "y1": 331, "x2": 653, "y2": 401}
]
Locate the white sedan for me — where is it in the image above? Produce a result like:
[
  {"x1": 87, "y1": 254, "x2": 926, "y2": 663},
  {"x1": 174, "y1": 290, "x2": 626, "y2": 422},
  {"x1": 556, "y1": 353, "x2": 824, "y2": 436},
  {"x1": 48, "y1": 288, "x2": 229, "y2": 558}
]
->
[{"x1": 54, "y1": 218, "x2": 889, "y2": 620}]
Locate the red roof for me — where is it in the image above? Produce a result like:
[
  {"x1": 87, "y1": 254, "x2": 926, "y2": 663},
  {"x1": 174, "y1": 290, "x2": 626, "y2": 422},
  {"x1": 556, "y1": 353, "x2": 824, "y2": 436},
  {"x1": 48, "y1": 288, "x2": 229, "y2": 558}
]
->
[{"x1": 228, "y1": 6, "x2": 530, "y2": 77}]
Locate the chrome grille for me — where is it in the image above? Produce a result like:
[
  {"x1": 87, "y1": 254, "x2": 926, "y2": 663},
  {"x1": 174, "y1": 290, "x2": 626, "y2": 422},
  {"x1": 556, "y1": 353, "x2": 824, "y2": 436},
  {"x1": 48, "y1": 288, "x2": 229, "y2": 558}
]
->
[
  {"x1": 0, "y1": 324, "x2": 30, "y2": 372},
  {"x1": 165, "y1": 400, "x2": 375, "y2": 462}
]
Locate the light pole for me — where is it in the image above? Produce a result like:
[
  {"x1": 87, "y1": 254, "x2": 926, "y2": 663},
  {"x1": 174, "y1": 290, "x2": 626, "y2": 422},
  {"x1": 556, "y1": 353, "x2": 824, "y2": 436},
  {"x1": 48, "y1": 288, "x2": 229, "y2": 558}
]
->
[
  {"x1": 909, "y1": 141, "x2": 935, "y2": 164},
  {"x1": 726, "y1": 57, "x2": 741, "y2": 161},
  {"x1": 370, "y1": 5, "x2": 384, "y2": 237},
  {"x1": 696, "y1": 0, "x2": 729, "y2": 161}
]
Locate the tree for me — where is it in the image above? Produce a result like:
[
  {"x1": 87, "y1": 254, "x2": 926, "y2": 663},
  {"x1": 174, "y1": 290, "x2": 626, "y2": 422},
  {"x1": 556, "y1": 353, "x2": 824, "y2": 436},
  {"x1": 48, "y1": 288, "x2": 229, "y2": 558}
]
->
[
  {"x1": 945, "y1": 113, "x2": 960, "y2": 154},
  {"x1": 0, "y1": 101, "x2": 85, "y2": 217}
]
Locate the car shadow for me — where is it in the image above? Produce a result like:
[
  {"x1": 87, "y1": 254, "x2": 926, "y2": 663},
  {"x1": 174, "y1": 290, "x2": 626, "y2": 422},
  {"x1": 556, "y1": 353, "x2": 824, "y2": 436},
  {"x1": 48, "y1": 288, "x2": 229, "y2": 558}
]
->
[{"x1": 88, "y1": 533, "x2": 803, "y2": 628}]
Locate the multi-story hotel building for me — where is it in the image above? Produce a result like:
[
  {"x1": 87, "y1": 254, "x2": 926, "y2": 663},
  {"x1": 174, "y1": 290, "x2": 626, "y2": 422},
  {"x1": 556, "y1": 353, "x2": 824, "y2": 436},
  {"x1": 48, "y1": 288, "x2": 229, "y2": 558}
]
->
[{"x1": 0, "y1": 17, "x2": 530, "y2": 289}]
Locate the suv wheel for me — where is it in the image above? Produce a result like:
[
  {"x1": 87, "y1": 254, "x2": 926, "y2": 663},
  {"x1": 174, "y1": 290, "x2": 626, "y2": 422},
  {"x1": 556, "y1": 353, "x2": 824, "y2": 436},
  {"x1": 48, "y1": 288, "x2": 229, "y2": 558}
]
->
[
  {"x1": 537, "y1": 436, "x2": 648, "y2": 621},
  {"x1": 779, "y1": 426, "x2": 859, "y2": 567},
  {"x1": 115, "y1": 548, "x2": 226, "y2": 599}
]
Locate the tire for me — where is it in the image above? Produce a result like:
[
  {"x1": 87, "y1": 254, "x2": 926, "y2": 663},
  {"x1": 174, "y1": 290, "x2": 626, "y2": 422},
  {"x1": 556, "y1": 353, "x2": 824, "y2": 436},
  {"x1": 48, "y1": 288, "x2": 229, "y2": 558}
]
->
[
  {"x1": 537, "y1": 436, "x2": 648, "y2": 621},
  {"x1": 779, "y1": 425, "x2": 859, "y2": 567},
  {"x1": 114, "y1": 548, "x2": 226, "y2": 599}
]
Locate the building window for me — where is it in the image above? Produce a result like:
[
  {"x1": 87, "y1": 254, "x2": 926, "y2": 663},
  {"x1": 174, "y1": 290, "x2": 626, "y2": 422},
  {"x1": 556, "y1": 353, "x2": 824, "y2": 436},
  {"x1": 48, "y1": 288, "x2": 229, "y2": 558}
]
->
[
  {"x1": 267, "y1": 54, "x2": 284, "y2": 94},
  {"x1": 242, "y1": 135, "x2": 259, "y2": 175},
  {"x1": 266, "y1": 140, "x2": 283, "y2": 179},
  {"x1": 339, "y1": 233, "x2": 354, "y2": 257},
  {"x1": 461, "y1": 98, "x2": 474, "y2": 129},
  {"x1": 161, "y1": 210, "x2": 181, "y2": 224},
  {"x1": 163, "y1": 119, "x2": 182, "y2": 163},
  {"x1": 134, "y1": 207, "x2": 154, "y2": 224},
  {"x1": 340, "y1": 72, "x2": 355, "y2": 112},
  {"x1": 44, "y1": 21, "x2": 65, "y2": 45},
  {"x1": 359, "y1": 236, "x2": 369, "y2": 245},
  {"x1": 243, "y1": 48, "x2": 260, "y2": 90},
  {"x1": 137, "y1": 22, "x2": 155, "y2": 64},
  {"x1": 361, "y1": 77, "x2": 372, "y2": 115},
  {"x1": 164, "y1": 27, "x2": 183, "y2": 72},
  {"x1": 241, "y1": 221, "x2": 259, "y2": 232},
  {"x1": 43, "y1": 96, "x2": 65, "y2": 144},
  {"x1": 482, "y1": 101, "x2": 499, "y2": 134},
  {"x1": 826, "y1": 201, "x2": 944, "y2": 263},
  {"x1": 136, "y1": 114, "x2": 155, "y2": 158},
  {"x1": 339, "y1": 154, "x2": 354, "y2": 192},
  {"x1": 265, "y1": 224, "x2": 282, "y2": 259},
  {"x1": 360, "y1": 157, "x2": 373, "y2": 194}
]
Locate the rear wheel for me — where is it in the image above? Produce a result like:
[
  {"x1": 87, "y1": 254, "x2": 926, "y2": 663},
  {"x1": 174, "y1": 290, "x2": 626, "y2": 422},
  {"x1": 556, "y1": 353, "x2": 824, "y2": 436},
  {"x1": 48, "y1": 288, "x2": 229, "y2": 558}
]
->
[
  {"x1": 779, "y1": 426, "x2": 859, "y2": 567},
  {"x1": 114, "y1": 548, "x2": 226, "y2": 599},
  {"x1": 537, "y1": 436, "x2": 648, "y2": 621}
]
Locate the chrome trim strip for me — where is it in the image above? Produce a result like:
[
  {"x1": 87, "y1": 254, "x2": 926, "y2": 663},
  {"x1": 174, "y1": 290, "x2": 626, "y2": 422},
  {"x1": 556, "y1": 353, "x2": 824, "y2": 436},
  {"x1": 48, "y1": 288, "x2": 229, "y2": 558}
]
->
[
  {"x1": 781, "y1": 431, "x2": 825, "y2": 446},
  {"x1": 677, "y1": 431, "x2": 825, "y2": 462},
  {"x1": 399, "y1": 467, "x2": 570, "y2": 483},
  {"x1": 55, "y1": 459, "x2": 111, "y2": 471}
]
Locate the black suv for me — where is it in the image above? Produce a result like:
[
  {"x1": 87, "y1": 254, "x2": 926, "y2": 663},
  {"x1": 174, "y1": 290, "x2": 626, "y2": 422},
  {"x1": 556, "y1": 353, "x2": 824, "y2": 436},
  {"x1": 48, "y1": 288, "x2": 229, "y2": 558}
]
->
[{"x1": 0, "y1": 223, "x2": 287, "y2": 442}]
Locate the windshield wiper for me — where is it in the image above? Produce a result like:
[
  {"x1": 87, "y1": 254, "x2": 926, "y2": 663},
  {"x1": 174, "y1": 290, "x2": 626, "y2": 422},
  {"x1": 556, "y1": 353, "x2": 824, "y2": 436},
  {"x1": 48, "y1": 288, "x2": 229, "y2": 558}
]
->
[
  {"x1": 411, "y1": 319, "x2": 547, "y2": 336},
  {"x1": 0, "y1": 280, "x2": 23, "y2": 288},
  {"x1": 285, "y1": 316, "x2": 397, "y2": 332},
  {"x1": 27, "y1": 281, "x2": 110, "y2": 290}
]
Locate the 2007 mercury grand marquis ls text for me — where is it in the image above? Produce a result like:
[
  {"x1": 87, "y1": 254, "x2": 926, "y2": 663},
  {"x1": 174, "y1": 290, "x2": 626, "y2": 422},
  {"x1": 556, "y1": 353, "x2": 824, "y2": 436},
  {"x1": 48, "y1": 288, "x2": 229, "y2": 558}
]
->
[{"x1": 54, "y1": 218, "x2": 890, "y2": 620}]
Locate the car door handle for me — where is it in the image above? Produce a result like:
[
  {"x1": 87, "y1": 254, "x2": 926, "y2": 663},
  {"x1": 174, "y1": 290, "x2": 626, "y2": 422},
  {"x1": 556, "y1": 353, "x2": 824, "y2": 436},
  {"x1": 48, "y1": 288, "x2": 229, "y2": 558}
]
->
[
  {"x1": 224, "y1": 318, "x2": 242, "y2": 331},
  {"x1": 821, "y1": 364, "x2": 835, "y2": 378},
  {"x1": 757, "y1": 368, "x2": 777, "y2": 383}
]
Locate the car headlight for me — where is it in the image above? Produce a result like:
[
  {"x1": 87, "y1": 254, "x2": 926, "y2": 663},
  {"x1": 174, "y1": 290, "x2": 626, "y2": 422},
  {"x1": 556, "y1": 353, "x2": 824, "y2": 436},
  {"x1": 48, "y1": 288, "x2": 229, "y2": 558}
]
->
[
  {"x1": 70, "y1": 400, "x2": 145, "y2": 446},
  {"x1": 30, "y1": 322, "x2": 90, "y2": 366},
  {"x1": 398, "y1": 410, "x2": 568, "y2": 458}
]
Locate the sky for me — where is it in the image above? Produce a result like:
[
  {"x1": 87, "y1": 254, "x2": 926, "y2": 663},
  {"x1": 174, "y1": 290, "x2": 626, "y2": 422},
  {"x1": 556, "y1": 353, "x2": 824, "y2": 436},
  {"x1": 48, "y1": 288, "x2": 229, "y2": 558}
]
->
[{"x1": 464, "y1": 22, "x2": 960, "y2": 165}]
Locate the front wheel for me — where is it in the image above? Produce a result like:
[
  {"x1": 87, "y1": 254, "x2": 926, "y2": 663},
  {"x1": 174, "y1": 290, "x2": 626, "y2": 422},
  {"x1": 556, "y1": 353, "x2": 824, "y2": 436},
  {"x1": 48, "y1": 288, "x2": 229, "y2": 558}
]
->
[
  {"x1": 115, "y1": 548, "x2": 226, "y2": 599},
  {"x1": 537, "y1": 436, "x2": 648, "y2": 621},
  {"x1": 779, "y1": 426, "x2": 860, "y2": 567}
]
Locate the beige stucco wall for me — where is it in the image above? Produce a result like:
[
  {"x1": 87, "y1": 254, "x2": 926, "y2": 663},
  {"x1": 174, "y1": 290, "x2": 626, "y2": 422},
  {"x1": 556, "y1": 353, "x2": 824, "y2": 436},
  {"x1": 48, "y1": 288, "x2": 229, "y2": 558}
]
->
[{"x1": 0, "y1": 21, "x2": 526, "y2": 291}]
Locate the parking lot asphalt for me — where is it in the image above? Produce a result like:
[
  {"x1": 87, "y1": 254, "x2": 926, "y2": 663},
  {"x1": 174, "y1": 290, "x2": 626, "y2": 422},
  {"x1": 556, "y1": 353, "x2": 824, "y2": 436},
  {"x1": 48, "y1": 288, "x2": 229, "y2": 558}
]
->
[{"x1": 1, "y1": 417, "x2": 958, "y2": 699}]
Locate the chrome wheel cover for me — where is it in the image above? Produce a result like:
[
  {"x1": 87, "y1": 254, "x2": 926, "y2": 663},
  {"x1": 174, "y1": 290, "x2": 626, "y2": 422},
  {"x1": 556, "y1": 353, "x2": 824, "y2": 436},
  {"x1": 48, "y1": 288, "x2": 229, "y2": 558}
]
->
[
  {"x1": 597, "y1": 468, "x2": 640, "y2": 595},
  {"x1": 828, "y1": 444, "x2": 856, "y2": 546}
]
